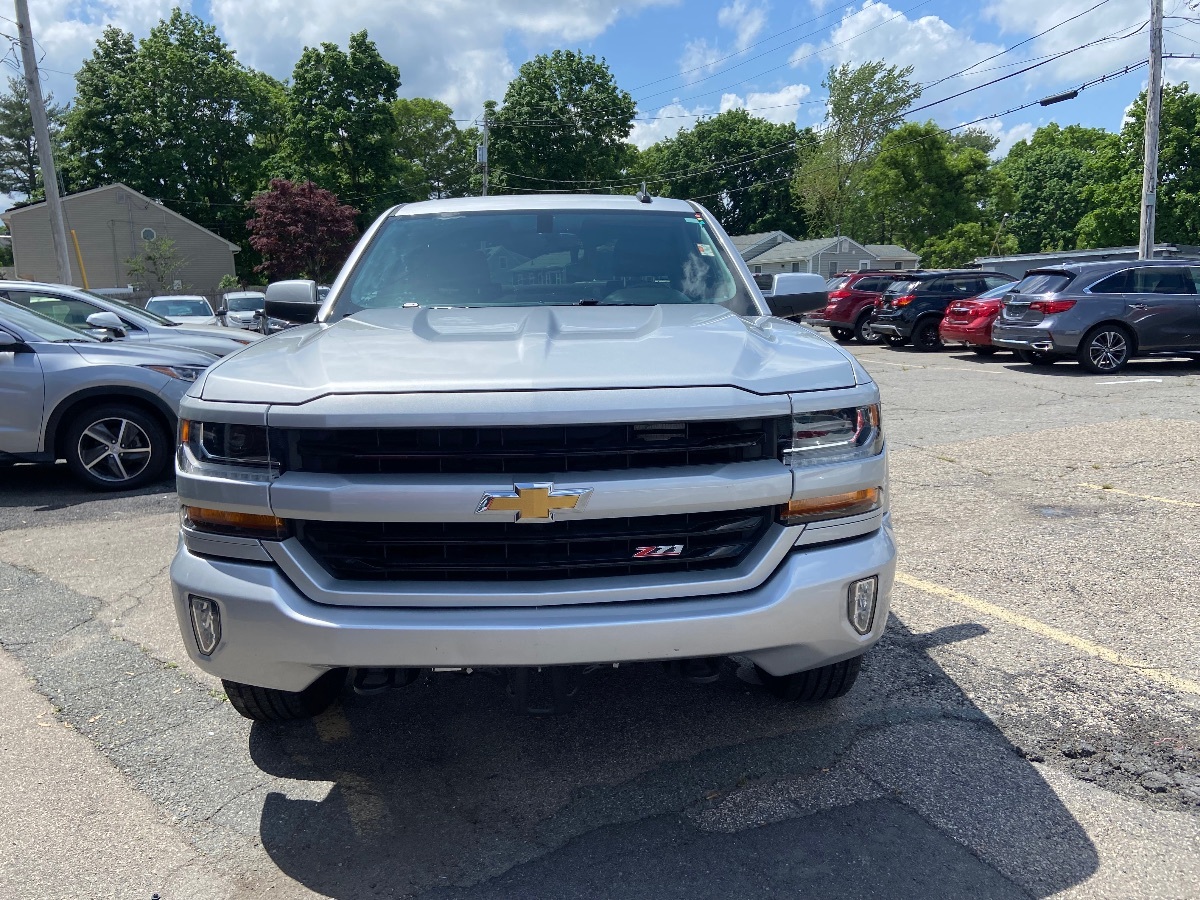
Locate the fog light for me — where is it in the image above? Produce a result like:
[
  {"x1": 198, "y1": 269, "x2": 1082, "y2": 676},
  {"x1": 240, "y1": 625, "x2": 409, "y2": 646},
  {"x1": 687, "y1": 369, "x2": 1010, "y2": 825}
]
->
[
  {"x1": 188, "y1": 595, "x2": 222, "y2": 655},
  {"x1": 847, "y1": 577, "x2": 878, "y2": 635}
]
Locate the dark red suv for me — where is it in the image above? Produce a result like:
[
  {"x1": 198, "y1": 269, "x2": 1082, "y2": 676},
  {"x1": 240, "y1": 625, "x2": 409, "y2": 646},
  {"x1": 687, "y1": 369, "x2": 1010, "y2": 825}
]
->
[{"x1": 805, "y1": 271, "x2": 911, "y2": 344}]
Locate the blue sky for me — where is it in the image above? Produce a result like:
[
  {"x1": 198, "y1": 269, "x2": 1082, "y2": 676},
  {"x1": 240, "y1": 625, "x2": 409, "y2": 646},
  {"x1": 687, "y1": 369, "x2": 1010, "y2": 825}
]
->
[{"x1": 25, "y1": 1, "x2": 1200, "y2": 156}]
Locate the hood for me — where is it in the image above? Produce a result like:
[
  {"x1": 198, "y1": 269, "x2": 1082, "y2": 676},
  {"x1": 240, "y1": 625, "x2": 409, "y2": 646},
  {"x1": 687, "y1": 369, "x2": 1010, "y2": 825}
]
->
[
  {"x1": 71, "y1": 339, "x2": 217, "y2": 367},
  {"x1": 200, "y1": 305, "x2": 859, "y2": 404}
]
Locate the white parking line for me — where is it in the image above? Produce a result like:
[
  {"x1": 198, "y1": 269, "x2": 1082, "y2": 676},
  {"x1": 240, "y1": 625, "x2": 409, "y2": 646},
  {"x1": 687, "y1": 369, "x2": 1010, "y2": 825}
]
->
[{"x1": 1094, "y1": 378, "x2": 1163, "y2": 385}]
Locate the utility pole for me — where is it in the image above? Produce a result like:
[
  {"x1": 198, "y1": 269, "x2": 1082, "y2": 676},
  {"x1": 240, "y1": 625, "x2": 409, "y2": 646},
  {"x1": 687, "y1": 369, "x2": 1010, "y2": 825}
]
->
[
  {"x1": 1139, "y1": 0, "x2": 1164, "y2": 260},
  {"x1": 14, "y1": 0, "x2": 73, "y2": 284},
  {"x1": 478, "y1": 115, "x2": 489, "y2": 197}
]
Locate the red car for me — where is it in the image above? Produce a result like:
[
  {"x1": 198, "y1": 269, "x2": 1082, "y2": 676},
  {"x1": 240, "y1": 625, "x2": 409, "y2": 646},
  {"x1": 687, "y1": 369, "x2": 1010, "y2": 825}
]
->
[
  {"x1": 805, "y1": 271, "x2": 908, "y2": 344},
  {"x1": 938, "y1": 282, "x2": 1018, "y2": 355}
]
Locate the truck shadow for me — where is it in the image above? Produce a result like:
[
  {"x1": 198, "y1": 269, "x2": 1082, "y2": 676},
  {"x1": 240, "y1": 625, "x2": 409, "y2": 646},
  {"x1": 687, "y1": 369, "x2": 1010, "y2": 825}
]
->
[{"x1": 247, "y1": 617, "x2": 1098, "y2": 900}]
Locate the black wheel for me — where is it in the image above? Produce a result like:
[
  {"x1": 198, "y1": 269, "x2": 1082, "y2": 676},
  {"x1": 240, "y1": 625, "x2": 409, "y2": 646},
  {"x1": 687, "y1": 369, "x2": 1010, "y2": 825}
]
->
[
  {"x1": 854, "y1": 312, "x2": 883, "y2": 344},
  {"x1": 223, "y1": 669, "x2": 348, "y2": 722},
  {"x1": 1077, "y1": 325, "x2": 1132, "y2": 374},
  {"x1": 1017, "y1": 349, "x2": 1059, "y2": 367},
  {"x1": 830, "y1": 326, "x2": 854, "y2": 343},
  {"x1": 971, "y1": 346, "x2": 999, "y2": 356},
  {"x1": 883, "y1": 334, "x2": 906, "y2": 347},
  {"x1": 63, "y1": 403, "x2": 170, "y2": 491},
  {"x1": 910, "y1": 317, "x2": 944, "y2": 352},
  {"x1": 756, "y1": 655, "x2": 862, "y2": 702}
]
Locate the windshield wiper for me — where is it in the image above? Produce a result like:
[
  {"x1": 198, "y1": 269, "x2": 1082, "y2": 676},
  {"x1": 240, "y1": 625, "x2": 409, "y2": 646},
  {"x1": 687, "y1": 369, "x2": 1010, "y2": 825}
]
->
[{"x1": 51, "y1": 338, "x2": 98, "y2": 343}]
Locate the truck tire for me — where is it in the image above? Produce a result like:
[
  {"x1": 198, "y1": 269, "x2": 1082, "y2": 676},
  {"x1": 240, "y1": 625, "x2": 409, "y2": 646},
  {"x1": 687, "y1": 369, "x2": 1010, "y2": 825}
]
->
[
  {"x1": 223, "y1": 669, "x2": 347, "y2": 722},
  {"x1": 829, "y1": 327, "x2": 854, "y2": 343},
  {"x1": 756, "y1": 655, "x2": 862, "y2": 702},
  {"x1": 63, "y1": 402, "x2": 170, "y2": 492},
  {"x1": 883, "y1": 334, "x2": 906, "y2": 347}
]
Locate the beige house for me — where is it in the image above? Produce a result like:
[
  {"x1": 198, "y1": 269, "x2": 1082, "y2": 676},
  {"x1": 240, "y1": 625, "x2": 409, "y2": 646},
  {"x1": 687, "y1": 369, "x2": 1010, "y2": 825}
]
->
[{"x1": 1, "y1": 183, "x2": 238, "y2": 293}]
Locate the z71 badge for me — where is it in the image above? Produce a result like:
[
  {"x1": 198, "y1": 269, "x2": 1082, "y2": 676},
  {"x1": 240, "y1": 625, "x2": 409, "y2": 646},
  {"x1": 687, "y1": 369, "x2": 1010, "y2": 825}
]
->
[{"x1": 633, "y1": 545, "x2": 684, "y2": 558}]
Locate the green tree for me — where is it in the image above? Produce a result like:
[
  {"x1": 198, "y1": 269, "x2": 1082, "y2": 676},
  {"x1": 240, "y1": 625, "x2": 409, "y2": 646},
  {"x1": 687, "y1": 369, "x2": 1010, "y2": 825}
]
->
[
  {"x1": 282, "y1": 31, "x2": 401, "y2": 219},
  {"x1": 489, "y1": 50, "x2": 636, "y2": 191},
  {"x1": 639, "y1": 108, "x2": 813, "y2": 235},
  {"x1": 125, "y1": 236, "x2": 188, "y2": 292},
  {"x1": 392, "y1": 98, "x2": 479, "y2": 200},
  {"x1": 0, "y1": 76, "x2": 66, "y2": 199},
  {"x1": 61, "y1": 12, "x2": 276, "y2": 256},
  {"x1": 994, "y1": 123, "x2": 1116, "y2": 252},
  {"x1": 1080, "y1": 83, "x2": 1200, "y2": 248},
  {"x1": 794, "y1": 61, "x2": 922, "y2": 236},
  {"x1": 919, "y1": 222, "x2": 1016, "y2": 268}
]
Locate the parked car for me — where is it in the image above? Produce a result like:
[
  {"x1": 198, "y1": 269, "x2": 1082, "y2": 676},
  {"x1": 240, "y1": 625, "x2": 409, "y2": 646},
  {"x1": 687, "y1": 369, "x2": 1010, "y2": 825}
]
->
[
  {"x1": 0, "y1": 298, "x2": 215, "y2": 490},
  {"x1": 172, "y1": 193, "x2": 894, "y2": 721},
  {"x1": 805, "y1": 271, "x2": 914, "y2": 344},
  {"x1": 753, "y1": 272, "x2": 828, "y2": 320},
  {"x1": 870, "y1": 270, "x2": 1016, "y2": 350},
  {"x1": 0, "y1": 281, "x2": 260, "y2": 357},
  {"x1": 991, "y1": 260, "x2": 1200, "y2": 373},
  {"x1": 938, "y1": 282, "x2": 1020, "y2": 355},
  {"x1": 218, "y1": 291, "x2": 266, "y2": 329},
  {"x1": 145, "y1": 295, "x2": 218, "y2": 326}
]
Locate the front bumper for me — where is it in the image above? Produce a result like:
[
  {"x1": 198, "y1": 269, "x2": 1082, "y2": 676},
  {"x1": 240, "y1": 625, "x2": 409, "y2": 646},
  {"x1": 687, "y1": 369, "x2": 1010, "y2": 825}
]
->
[{"x1": 170, "y1": 520, "x2": 896, "y2": 692}]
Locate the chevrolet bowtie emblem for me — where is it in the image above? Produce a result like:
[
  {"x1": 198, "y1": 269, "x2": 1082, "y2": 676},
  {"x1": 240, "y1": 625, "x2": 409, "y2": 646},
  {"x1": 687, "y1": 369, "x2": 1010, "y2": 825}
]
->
[{"x1": 476, "y1": 483, "x2": 592, "y2": 522}]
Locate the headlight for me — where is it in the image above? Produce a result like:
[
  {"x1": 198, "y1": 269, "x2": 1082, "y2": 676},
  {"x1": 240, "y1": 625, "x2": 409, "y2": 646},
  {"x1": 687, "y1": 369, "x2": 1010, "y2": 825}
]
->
[
  {"x1": 782, "y1": 404, "x2": 882, "y2": 466},
  {"x1": 179, "y1": 420, "x2": 276, "y2": 478},
  {"x1": 142, "y1": 364, "x2": 207, "y2": 382}
]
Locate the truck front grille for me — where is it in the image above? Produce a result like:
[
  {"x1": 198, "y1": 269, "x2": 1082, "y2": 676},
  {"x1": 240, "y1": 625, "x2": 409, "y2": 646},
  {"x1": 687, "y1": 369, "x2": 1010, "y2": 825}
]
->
[
  {"x1": 282, "y1": 418, "x2": 788, "y2": 475},
  {"x1": 293, "y1": 508, "x2": 773, "y2": 582}
]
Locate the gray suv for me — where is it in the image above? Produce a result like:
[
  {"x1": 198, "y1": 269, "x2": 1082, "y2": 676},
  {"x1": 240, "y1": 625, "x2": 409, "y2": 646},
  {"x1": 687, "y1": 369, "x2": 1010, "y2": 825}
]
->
[
  {"x1": 0, "y1": 281, "x2": 261, "y2": 358},
  {"x1": 992, "y1": 260, "x2": 1200, "y2": 373},
  {"x1": 0, "y1": 299, "x2": 216, "y2": 490}
]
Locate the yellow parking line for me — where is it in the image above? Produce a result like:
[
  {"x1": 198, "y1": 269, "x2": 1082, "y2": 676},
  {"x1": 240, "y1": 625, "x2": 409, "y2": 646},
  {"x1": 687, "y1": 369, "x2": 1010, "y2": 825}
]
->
[
  {"x1": 895, "y1": 571, "x2": 1200, "y2": 696},
  {"x1": 1078, "y1": 483, "x2": 1200, "y2": 508}
]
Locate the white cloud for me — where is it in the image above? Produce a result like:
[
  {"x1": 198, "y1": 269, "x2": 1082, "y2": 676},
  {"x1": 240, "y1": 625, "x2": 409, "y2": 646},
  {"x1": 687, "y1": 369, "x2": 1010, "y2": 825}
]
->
[
  {"x1": 630, "y1": 82, "x2": 811, "y2": 148},
  {"x1": 975, "y1": 119, "x2": 1036, "y2": 157},
  {"x1": 718, "y1": 0, "x2": 769, "y2": 51},
  {"x1": 24, "y1": 0, "x2": 674, "y2": 121},
  {"x1": 679, "y1": 39, "x2": 725, "y2": 75},
  {"x1": 719, "y1": 83, "x2": 812, "y2": 123}
]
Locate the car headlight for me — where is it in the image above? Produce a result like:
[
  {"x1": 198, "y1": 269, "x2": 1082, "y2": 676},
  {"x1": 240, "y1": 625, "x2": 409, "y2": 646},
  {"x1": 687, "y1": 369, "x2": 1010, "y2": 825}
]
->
[
  {"x1": 782, "y1": 404, "x2": 882, "y2": 466},
  {"x1": 179, "y1": 420, "x2": 277, "y2": 479},
  {"x1": 142, "y1": 364, "x2": 207, "y2": 382}
]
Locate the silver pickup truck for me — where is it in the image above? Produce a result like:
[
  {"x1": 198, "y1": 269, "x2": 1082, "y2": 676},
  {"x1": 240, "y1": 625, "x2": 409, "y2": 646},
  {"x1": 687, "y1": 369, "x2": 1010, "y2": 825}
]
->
[{"x1": 170, "y1": 195, "x2": 895, "y2": 720}]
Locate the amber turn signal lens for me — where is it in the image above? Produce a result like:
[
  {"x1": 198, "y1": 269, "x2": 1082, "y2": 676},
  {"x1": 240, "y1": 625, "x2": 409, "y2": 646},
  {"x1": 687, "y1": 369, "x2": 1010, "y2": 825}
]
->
[
  {"x1": 179, "y1": 419, "x2": 191, "y2": 443},
  {"x1": 778, "y1": 488, "x2": 882, "y2": 525},
  {"x1": 184, "y1": 506, "x2": 288, "y2": 539}
]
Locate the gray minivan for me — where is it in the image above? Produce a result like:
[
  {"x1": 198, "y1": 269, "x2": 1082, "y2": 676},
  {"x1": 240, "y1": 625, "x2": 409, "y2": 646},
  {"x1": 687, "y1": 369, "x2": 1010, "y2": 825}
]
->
[{"x1": 992, "y1": 260, "x2": 1200, "y2": 373}]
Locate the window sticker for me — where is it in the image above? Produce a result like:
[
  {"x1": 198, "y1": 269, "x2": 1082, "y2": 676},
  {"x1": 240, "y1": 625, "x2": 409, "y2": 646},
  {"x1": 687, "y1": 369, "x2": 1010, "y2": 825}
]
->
[{"x1": 697, "y1": 243, "x2": 715, "y2": 257}]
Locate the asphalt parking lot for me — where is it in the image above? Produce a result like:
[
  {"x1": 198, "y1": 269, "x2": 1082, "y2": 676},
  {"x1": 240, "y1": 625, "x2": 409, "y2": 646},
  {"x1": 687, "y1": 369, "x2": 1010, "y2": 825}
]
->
[{"x1": 1, "y1": 343, "x2": 1198, "y2": 899}]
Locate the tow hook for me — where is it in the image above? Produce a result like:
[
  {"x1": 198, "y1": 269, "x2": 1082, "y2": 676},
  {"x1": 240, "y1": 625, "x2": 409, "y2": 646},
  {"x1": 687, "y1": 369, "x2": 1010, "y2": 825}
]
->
[{"x1": 351, "y1": 667, "x2": 420, "y2": 696}]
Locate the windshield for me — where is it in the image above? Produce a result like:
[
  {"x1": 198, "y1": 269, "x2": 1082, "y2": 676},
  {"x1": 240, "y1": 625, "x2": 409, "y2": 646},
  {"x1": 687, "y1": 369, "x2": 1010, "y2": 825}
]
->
[
  {"x1": 226, "y1": 295, "x2": 265, "y2": 312},
  {"x1": 333, "y1": 209, "x2": 756, "y2": 316},
  {"x1": 975, "y1": 282, "x2": 1017, "y2": 301},
  {"x1": 0, "y1": 298, "x2": 99, "y2": 342},
  {"x1": 1012, "y1": 271, "x2": 1073, "y2": 295},
  {"x1": 146, "y1": 297, "x2": 213, "y2": 317},
  {"x1": 826, "y1": 276, "x2": 849, "y2": 290}
]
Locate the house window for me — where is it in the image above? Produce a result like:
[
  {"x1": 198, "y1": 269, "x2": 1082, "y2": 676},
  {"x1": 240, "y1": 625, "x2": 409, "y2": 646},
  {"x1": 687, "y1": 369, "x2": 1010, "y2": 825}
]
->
[
  {"x1": 791, "y1": 262, "x2": 799, "y2": 272},
  {"x1": 140, "y1": 227, "x2": 156, "y2": 241},
  {"x1": 858, "y1": 260, "x2": 870, "y2": 270},
  {"x1": 753, "y1": 265, "x2": 761, "y2": 273},
  {"x1": 828, "y1": 262, "x2": 838, "y2": 276}
]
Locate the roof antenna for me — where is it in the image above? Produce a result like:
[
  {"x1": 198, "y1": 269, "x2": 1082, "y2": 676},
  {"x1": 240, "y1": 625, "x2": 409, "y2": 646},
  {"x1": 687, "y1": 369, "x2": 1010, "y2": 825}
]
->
[{"x1": 635, "y1": 181, "x2": 652, "y2": 204}]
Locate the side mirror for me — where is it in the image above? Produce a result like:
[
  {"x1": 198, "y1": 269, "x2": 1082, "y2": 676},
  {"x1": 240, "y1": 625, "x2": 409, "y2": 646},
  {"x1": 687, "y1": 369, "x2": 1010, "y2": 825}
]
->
[
  {"x1": 86, "y1": 310, "x2": 128, "y2": 337},
  {"x1": 216, "y1": 305, "x2": 228, "y2": 316},
  {"x1": 767, "y1": 290, "x2": 828, "y2": 320},
  {"x1": 0, "y1": 332, "x2": 27, "y2": 351},
  {"x1": 264, "y1": 280, "x2": 320, "y2": 324}
]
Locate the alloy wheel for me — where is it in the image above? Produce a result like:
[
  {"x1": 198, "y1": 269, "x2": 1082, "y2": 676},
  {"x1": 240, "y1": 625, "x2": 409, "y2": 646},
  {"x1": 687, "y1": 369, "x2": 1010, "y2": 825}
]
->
[
  {"x1": 76, "y1": 417, "x2": 154, "y2": 483},
  {"x1": 1087, "y1": 330, "x2": 1129, "y2": 372}
]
